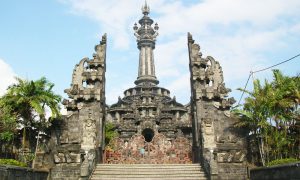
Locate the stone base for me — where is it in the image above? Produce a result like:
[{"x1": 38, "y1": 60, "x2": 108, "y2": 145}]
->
[
  {"x1": 217, "y1": 163, "x2": 248, "y2": 180},
  {"x1": 49, "y1": 163, "x2": 80, "y2": 180}
]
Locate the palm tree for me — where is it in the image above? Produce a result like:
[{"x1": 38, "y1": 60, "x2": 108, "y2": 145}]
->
[
  {"x1": 233, "y1": 70, "x2": 300, "y2": 165},
  {"x1": 0, "y1": 77, "x2": 61, "y2": 150}
]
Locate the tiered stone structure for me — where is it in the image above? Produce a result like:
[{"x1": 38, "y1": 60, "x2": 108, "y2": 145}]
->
[
  {"x1": 42, "y1": 2, "x2": 248, "y2": 180},
  {"x1": 188, "y1": 33, "x2": 247, "y2": 179},
  {"x1": 48, "y1": 35, "x2": 107, "y2": 179},
  {"x1": 106, "y1": 3, "x2": 191, "y2": 142}
]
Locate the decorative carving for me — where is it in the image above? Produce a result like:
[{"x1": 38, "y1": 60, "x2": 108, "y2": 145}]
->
[
  {"x1": 54, "y1": 153, "x2": 65, "y2": 163},
  {"x1": 104, "y1": 133, "x2": 192, "y2": 164},
  {"x1": 188, "y1": 34, "x2": 236, "y2": 106},
  {"x1": 203, "y1": 118, "x2": 213, "y2": 135},
  {"x1": 72, "y1": 58, "x2": 88, "y2": 89},
  {"x1": 224, "y1": 110, "x2": 231, "y2": 117},
  {"x1": 217, "y1": 150, "x2": 246, "y2": 163},
  {"x1": 53, "y1": 152, "x2": 80, "y2": 163}
]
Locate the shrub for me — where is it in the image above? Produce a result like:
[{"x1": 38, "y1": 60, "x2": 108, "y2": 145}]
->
[
  {"x1": 0, "y1": 159, "x2": 27, "y2": 167},
  {"x1": 267, "y1": 158, "x2": 299, "y2": 167}
]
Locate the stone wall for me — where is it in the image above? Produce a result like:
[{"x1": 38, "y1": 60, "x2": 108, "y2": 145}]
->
[
  {"x1": 250, "y1": 162, "x2": 300, "y2": 180},
  {"x1": 0, "y1": 165, "x2": 48, "y2": 180}
]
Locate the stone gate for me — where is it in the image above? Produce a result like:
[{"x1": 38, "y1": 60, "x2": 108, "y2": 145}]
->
[{"x1": 37, "y1": 2, "x2": 248, "y2": 180}]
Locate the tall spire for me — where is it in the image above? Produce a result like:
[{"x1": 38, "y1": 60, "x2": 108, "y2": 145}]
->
[{"x1": 133, "y1": 2, "x2": 159, "y2": 86}]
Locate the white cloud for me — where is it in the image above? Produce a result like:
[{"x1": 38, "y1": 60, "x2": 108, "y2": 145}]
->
[
  {"x1": 0, "y1": 59, "x2": 16, "y2": 96},
  {"x1": 59, "y1": 0, "x2": 144, "y2": 49},
  {"x1": 166, "y1": 72, "x2": 190, "y2": 104},
  {"x1": 156, "y1": 36, "x2": 188, "y2": 78},
  {"x1": 155, "y1": 0, "x2": 300, "y2": 35},
  {"x1": 200, "y1": 27, "x2": 287, "y2": 81},
  {"x1": 59, "y1": 0, "x2": 300, "y2": 103}
]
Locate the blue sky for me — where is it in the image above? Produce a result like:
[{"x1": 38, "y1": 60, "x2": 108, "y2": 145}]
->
[{"x1": 0, "y1": 0, "x2": 300, "y2": 109}]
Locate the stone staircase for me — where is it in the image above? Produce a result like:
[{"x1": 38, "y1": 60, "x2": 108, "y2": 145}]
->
[{"x1": 90, "y1": 164, "x2": 207, "y2": 180}]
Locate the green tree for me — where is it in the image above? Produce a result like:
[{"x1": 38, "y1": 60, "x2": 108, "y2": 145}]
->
[
  {"x1": 0, "y1": 107, "x2": 17, "y2": 142},
  {"x1": 105, "y1": 122, "x2": 118, "y2": 145},
  {"x1": 0, "y1": 107, "x2": 18, "y2": 158},
  {"x1": 0, "y1": 77, "x2": 61, "y2": 150},
  {"x1": 233, "y1": 79, "x2": 272, "y2": 166}
]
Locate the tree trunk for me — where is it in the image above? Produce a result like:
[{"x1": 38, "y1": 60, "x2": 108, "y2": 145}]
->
[
  {"x1": 257, "y1": 132, "x2": 266, "y2": 166},
  {"x1": 22, "y1": 127, "x2": 26, "y2": 149}
]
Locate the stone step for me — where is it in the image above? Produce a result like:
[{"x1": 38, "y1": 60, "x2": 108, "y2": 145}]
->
[
  {"x1": 94, "y1": 170, "x2": 204, "y2": 172},
  {"x1": 95, "y1": 167, "x2": 204, "y2": 170},
  {"x1": 92, "y1": 175, "x2": 207, "y2": 179},
  {"x1": 91, "y1": 177, "x2": 207, "y2": 180},
  {"x1": 91, "y1": 178, "x2": 207, "y2": 180},
  {"x1": 96, "y1": 165, "x2": 203, "y2": 169},
  {"x1": 94, "y1": 170, "x2": 204, "y2": 174},
  {"x1": 96, "y1": 164, "x2": 201, "y2": 166},
  {"x1": 93, "y1": 174, "x2": 205, "y2": 177},
  {"x1": 91, "y1": 164, "x2": 207, "y2": 180},
  {"x1": 96, "y1": 166, "x2": 203, "y2": 169},
  {"x1": 93, "y1": 171, "x2": 205, "y2": 175}
]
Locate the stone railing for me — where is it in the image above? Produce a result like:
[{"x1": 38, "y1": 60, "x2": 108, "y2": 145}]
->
[
  {"x1": 80, "y1": 149, "x2": 100, "y2": 180},
  {"x1": 201, "y1": 157, "x2": 211, "y2": 179}
]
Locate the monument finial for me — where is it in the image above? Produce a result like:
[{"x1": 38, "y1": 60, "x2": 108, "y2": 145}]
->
[{"x1": 142, "y1": 0, "x2": 150, "y2": 15}]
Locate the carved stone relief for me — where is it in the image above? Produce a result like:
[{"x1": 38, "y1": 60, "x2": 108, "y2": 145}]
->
[
  {"x1": 217, "y1": 150, "x2": 246, "y2": 163},
  {"x1": 81, "y1": 116, "x2": 97, "y2": 151},
  {"x1": 53, "y1": 152, "x2": 80, "y2": 164}
]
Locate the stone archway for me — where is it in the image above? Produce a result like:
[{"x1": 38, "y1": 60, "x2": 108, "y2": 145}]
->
[{"x1": 104, "y1": 133, "x2": 192, "y2": 164}]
